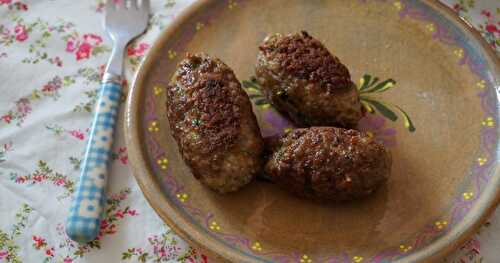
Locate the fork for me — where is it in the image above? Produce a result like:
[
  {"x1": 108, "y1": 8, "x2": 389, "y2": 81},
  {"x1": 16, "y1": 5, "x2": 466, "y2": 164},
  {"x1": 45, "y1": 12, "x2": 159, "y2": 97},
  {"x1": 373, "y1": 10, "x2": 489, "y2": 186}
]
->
[{"x1": 65, "y1": 0, "x2": 149, "y2": 243}]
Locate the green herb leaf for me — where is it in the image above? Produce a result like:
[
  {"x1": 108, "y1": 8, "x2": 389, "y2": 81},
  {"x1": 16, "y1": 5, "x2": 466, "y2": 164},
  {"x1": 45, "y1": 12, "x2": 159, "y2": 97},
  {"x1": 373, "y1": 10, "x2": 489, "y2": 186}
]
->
[
  {"x1": 393, "y1": 105, "x2": 416, "y2": 132},
  {"x1": 361, "y1": 97, "x2": 398, "y2": 121},
  {"x1": 254, "y1": 98, "x2": 270, "y2": 105},
  {"x1": 363, "y1": 79, "x2": 396, "y2": 93}
]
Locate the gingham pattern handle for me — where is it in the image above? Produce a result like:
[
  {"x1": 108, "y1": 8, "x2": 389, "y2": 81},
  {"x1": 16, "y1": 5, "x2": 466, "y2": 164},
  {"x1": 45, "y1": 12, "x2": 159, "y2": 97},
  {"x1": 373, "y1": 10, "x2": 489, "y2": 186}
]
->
[{"x1": 65, "y1": 80, "x2": 121, "y2": 243}]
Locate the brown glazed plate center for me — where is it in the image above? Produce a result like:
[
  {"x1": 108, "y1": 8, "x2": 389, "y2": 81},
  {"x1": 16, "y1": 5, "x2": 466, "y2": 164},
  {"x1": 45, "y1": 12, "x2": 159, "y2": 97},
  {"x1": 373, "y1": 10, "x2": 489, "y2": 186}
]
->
[{"x1": 125, "y1": 0, "x2": 500, "y2": 262}]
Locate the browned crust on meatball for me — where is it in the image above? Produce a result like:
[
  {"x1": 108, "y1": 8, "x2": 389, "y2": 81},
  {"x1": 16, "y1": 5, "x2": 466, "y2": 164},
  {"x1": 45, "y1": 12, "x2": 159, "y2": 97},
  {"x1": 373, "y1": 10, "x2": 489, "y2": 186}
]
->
[
  {"x1": 265, "y1": 127, "x2": 391, "y2": 201},
  {"x1": 255, "y1": 31, "x2": 364, "y2": 128},
  {"x1": 258, "y1": 31, "x2": 351, "y2": 91},
  {"x1": 167, "y1": 54, "x2": 241, "y2": 154},
  {"x1": 166, "y1": 53, "x2": 264, "y2": 193}
]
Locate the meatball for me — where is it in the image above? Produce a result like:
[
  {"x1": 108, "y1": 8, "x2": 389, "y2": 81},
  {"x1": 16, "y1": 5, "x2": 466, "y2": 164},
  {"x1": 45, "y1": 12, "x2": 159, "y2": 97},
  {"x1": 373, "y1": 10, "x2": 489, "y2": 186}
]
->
[
  {"x1": 166, "y1": 53, "x2": 264, "y2": 193},
  {"x1": 265, "y1": 127, "x2": 391, "y2": 201},
  {"x1": 255, "y1": 31, "x2": 364, "y2": 128}
]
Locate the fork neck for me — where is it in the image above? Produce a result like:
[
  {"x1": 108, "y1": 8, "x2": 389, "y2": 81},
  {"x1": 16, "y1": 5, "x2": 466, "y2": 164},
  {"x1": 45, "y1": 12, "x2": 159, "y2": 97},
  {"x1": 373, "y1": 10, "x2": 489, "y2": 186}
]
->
[{"x1": 104, "y1": 40, "x2": 127, "y2": 80}]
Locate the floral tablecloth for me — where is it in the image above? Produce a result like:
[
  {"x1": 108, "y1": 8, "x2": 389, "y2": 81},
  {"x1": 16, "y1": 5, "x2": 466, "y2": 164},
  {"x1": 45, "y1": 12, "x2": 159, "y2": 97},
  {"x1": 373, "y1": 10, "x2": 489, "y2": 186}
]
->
[{"x1": 0, "y1": 0, "x2": 498, "y2": 262}]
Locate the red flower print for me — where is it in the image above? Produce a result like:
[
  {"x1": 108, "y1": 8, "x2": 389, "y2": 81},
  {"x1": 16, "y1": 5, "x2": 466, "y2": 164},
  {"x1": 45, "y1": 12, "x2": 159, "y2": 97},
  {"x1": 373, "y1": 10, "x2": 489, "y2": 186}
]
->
[
  {"x1": 0, "y1": 0, "x2": 12, "y2": 4},
  {"x1": 32, "y1": 236, "x2": 47, "y2": 249},
  {"x1": 17, "y1": 2, "x2": 27, "y2": 10},
  {"x1": 127, "y1": 209, "x2": 137, "y2": 216},
  {"x1": 452, "y1": 4, "x2": 463, "y2": 13},
  {"x1": 481, "y1": 10, "x2": 491, "y2": 18},
  {"x1": 76, "y1": 42, "x2": 92, "y2": 60},
  {"x1": 14, "y1": 24, "x2": 28, "y2": 42},
  {"x1": 485, "y1": 24, "x2": 498, "y2": 34},
  {"x1": 100, "y1": 219, "x2": 108, "y2": 229},
  {"x1": 1, "y1": 114, "x2": 12, "y2": 123}
]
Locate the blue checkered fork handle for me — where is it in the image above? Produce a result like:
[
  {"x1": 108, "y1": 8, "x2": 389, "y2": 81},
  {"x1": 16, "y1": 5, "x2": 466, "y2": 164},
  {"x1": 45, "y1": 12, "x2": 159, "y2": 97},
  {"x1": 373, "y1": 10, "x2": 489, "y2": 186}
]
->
[{"x1": 65, "y1": 81, "x2": 121, "y2": 243}]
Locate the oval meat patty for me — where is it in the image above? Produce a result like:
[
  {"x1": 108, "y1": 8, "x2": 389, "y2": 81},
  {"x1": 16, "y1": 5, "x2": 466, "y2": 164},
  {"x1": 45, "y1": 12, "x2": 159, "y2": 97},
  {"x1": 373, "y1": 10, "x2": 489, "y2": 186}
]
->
[
  {"x1": 166, "y1": 53, "x2": 264, "y2": 193},
  {"x1": 255, "y1": 31, "x2": 364, "y2": 128},
  {"x1": 265, "y1": 127, "x2": 391, "y2": 201}
]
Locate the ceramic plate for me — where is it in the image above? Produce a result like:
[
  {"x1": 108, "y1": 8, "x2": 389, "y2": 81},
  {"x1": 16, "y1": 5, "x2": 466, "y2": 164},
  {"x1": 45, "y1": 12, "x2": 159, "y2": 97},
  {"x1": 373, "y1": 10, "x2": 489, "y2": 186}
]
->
[{"x1": 125, "y1": 0, "x2": 500, "y2": 262}]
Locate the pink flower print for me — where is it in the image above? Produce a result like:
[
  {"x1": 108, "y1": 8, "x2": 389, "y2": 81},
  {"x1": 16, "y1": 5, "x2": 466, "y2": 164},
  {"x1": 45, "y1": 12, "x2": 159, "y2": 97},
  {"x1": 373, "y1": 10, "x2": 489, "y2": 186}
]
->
[
  {"x1": 33, "y1": 174, "x2": 44, "y2": 182},
  {"x1": 118, "y1": 147, "x2": 128, "y2": 164},
  {"x1": 357, "y1": 115, "x2": 397, "y2": 147},
  {"x1": 481, "y1": 10, "x2": 492, "y2": 18},
  {"x1": 83, "y1": 33, "x2": 103, "y2": 46},
  {"x1": 76, "y1": 42, "x2": 92, "y2": 60},
  {"x1": 16, "y1": 98, "x2": 32, "y2": 115},
  {"x1": 67, "y1": 34, "x2": 105, "y2": 60},
  {"x1": 115, "y1": 210, "x2": 125, "y2": 218},
  {"x1": 50, "y1": 56, "x2": 63, "y2": 67},
  {"x1": 54, "y1": 178, "x2": 66, "y2": 186},
  {"x1": 127, "y1": 43, "x2": 150, "y2": 56},
  {"x1": 14, "y1": 24, "x2": 28, "y2": 42},
  {"x1": 0, "y1": 250, "x2": 8, "y2": 259},
  {"x1": 65, "y1": 37, "x2": 78, "y2": 52},
  {"x1": 15, "y1": 176, "x2": 27, "y2": 183},
  {"x1": 68, "y1": 130, "x2": 85, "y2": 140},
  {"x1": 63, "y1": 257, "x2": 73, "y2": 263},
  {"x1": 98, "y1": 64, "x2": 106, "y2": 78},
  {"x1": 127, "y1": 209, "x2": 137, "y2": 216},
  {"x1": 0, "y1": 0, "x2": 12, "y2": 4},
  {"x1": 3, "y1": 142, "x2": 12, "y2": 151},
  {"x1": 45, "y1": 247, "x2": 55, "y2": 257}
]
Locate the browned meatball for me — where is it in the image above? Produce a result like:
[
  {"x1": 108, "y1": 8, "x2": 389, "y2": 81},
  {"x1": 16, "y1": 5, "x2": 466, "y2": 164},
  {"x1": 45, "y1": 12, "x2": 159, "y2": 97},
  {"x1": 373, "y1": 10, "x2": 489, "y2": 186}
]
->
[
  {"x1": 255, "y1": 31, "x2": 364, "y2": 128},
  {"x1": 166, "y1": 53, "x2": 264, "y2": 193},
  {"x1": 265, "y1": 127, "x2": 391, "y2": 201}
]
